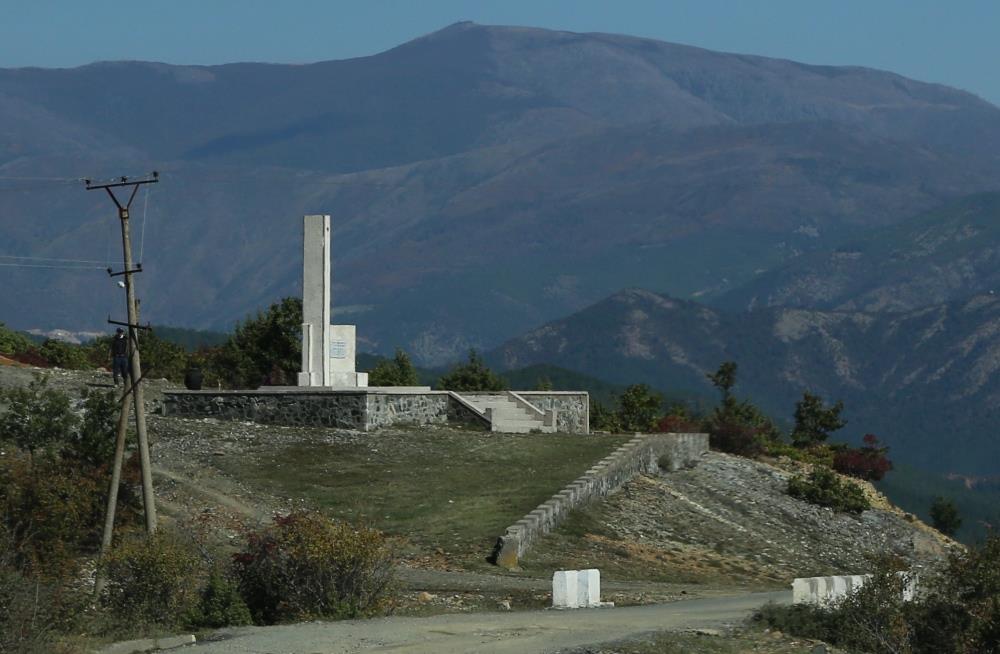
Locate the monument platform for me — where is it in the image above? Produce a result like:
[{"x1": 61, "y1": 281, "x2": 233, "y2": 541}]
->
[{"x1": 162, "y1": 388, "x2": 589, "y2": 434}]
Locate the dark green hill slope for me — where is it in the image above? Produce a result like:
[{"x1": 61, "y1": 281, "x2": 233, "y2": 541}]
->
[
  {"x1": 491, "y1": 288, "x2": 1000, "y2": 475},
  {"x1": 718, "y1": 192, "x2": 1000, "y2": 313}
]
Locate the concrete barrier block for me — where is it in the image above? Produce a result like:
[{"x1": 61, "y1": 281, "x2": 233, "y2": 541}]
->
[
  {"x1": 553, "y1": 570, "x2": 579, "y2": 608},
  {"x1": 577, "y1": 568, "x2": 600, "y2": 607},
  {"x1": 792, "y1": 577, "x2": 812, "y2": 604}
]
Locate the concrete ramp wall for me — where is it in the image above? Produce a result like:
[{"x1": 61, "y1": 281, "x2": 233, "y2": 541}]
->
[{"x1": 493, "y1": 432, "x2": 708, "y2": 568}]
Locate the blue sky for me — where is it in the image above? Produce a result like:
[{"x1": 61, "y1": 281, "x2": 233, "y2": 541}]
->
[{"x1": 2, "y1": 0, "x2": 998, "y2": 105}]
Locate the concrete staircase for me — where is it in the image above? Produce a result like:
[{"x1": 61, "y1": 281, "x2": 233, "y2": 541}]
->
[{"x1": 459, "y1": 392, "x2": 557, "y2": 434}]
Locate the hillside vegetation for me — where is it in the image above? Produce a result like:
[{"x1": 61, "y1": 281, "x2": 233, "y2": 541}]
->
[{"x1": 493, "y1": 288, "x2": 1000, "y2": 478}]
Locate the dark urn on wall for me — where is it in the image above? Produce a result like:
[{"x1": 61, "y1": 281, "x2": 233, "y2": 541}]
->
[{"x1": 184, "y1": 365, "x2": 203, "y2": 391}]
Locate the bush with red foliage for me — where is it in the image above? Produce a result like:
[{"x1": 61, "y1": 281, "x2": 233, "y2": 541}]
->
[{"x1": 833, "y1": 433, "x2": 893, "y2": 481}]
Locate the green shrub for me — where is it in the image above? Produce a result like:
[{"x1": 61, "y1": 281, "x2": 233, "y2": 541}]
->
[
  {"x1": 37, "y1": 338, "x2": 91, "y2": 370},
  {"x1": 754, "y1": 543, "x2": 1000, "y2": 654},
  {"x1": 0, "y1": 523, "x2": 87, "y2": 653},
  {"x1": 764, "y1": 441, "x2": 836, "y2": 467},
  {"x1": 233, "y1": 511, "x2": 395, "y2": 624},
  {"x1": 753, "y1": 601, "x2": 836, "y2": 643},
  {"x1": 787, "y1": 466, "x2": 871, "y2": 514},
  {"x1": 0, "y1": 455, "x2": 110, "y2": 577},
  {"x1": 753, "y1": 567, "x2": 915, "y2": 654},
  {"x1": 589, "y1": 398, "x2": 620, "y2": 432},
  {"x1": 929, "y1": 496, "x2": 962, "y2": 537},
  {"x1": 192, "y1": 570, "x2": 252, "y2": 629},
  {"x1": 0, "y1": 376, "x2": 78, "y2": 459},
  {"x1": 100, "y1": 530, "x2": 203, "y2": 631},
  {"x1": 0, "y1": 323, "x2": 33, "y2": 358},
  {"x1": 368, "y1": 349, "x2": 420, "y2": 386},
  {"x1": 436, "y1": 350, "x2": 506, "y2": 392},
  {"x1": 66, "y1": 389, "x2": 119, "y2": 467}
]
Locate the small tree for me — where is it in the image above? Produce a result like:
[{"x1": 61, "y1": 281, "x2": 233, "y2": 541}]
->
[
  {"x1": 832, "y1": 433, "x2": 893, "y2": 482},
  {"x1": 705, "y1": 361, "x2": 781, "y2": 455},
  {"x1": 707, "y1": 361, "x2": 737, "y2": 407},
  {"x1": 791, "y1": 392, "x2": 845, "y2": 447},
  {"x1": 534, "y1": 376, "x2": 553, "y2": 391},
  {"x1": 930, "y1": 496, "x2": 962, "y2": 537},
  {"x1": 617, "y1": 384, "x2": 662, "y2": 432},
  {"x1": 0, "y1": 377, "x2": 78, "y2": 460},
  {"x1": 214, "y1": 297, "x2": 302, "y2": 388},
  {"x1": 368, "y1": 349, "x2": 420, "y2": 386},
  {"x1": 233, "y1": 512, "x2": 395, "y2": 624},
  {"x1": 436, "y1": 350, "x2": 506, "y2": 392},
  {"x1": 0, "y1": 323, "x2": 33, "y2": 357},
  {"x1": 67, "y1": 389, "x2": 119, "y2": 467},
  {"x1": 589, "y1": 398, "x2": 620, "y2": 432}
]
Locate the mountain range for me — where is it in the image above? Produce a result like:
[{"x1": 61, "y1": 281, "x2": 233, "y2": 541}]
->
[
  {"x1": 2, "y1": 22, "x2": 1000, "y2": 363},
  {"x1": 492, "y1": 284, "x2": 1000, "y2": 475}
]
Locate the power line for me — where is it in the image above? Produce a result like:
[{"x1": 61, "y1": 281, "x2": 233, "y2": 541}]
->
[
  {"x1": 0, "y1": 254, "x2": 110, "y2": 264},
  {"x1": 0, "y1": 175, "x2": 87, "y2": 181},
  {"x1": 0, "y1": 262, "x2": 107, "y2": 270}
]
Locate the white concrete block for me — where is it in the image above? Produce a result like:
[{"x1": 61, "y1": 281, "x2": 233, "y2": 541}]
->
[
  {"x1": 552, "y1": 570, "x2": 579, "y2": 608},
  {"x1": 577, "y1": 569, "x2": 600, "y2": 607},
  {"x1": 830, "y1": 576, "x2": 849, "y2": 604},
  {"x1": 792, "y1": 577, "x2": 812, "y2": 604}
]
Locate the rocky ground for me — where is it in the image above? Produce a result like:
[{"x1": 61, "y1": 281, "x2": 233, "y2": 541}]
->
[{"x1": 525, "y1": 451, "x2": 955, "y2": 588}]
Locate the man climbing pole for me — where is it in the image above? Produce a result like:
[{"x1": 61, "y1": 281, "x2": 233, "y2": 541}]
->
[{"x1": 110, "y1": 327, "x2": 129, "y2": 386}]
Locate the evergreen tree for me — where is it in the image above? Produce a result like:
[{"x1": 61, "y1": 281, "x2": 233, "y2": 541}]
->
[
  {"x1": 436, "y1": 350, "x2": 506, "y2": 392},
  {"x1": 213, "y1": 297, "x2": 302, "y2": 388},
  {"x1": 369, "y1": 349, "x2": 420, "y2": 386},
  {"x1": 791, "y1": 392, "x2": 845, "y2": 447},
  {"x1": 616, "y1": 384, "x2": 662, "y2": 432},
  {"x1": 930, "y1": 496, "x2": 962, "y2": 537}
]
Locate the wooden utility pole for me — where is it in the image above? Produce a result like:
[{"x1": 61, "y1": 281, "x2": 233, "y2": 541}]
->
[{"x1": 87, "y1": 172, "x2": 159, "y2": 539}]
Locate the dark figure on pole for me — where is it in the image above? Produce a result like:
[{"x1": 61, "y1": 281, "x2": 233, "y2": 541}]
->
[{"x1": 110, "y1": 327, "x2": 130, "y2": 386}]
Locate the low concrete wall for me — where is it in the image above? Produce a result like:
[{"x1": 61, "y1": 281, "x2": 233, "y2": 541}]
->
[
  {"x1": 792, "y1": 572, "x2": 918, "y2": 605},
  {"x1": 493, "y1": 432, "x2": 709, "y2": 568}
]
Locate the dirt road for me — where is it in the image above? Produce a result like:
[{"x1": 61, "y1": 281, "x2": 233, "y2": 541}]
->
[{"x1": 187, "y1": 591, "x2": 788, "y2": 654}]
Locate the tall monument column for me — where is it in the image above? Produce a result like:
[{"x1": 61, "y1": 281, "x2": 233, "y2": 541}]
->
[
  {"x1": 298, "y1": 214, "x2": 331, "y2": 386},
  {"x1": 297, "y1": 214, "x2": 368, "y2": 388}
]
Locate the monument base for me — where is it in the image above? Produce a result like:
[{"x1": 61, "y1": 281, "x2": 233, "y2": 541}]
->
[
  {"x1": 331, "y1": 371, "x2": 368, "y2": 387},
  {"x1": 296, "y1": 371, "x2": 368, "y2": 388}
]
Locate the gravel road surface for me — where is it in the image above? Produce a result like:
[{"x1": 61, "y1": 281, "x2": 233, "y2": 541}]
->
[{"x1": 187, "y1": 591, "x2": 788, "y2": 654}]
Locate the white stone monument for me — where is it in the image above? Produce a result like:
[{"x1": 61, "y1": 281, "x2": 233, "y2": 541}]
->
[{"x1": 297, "y1": 214, "x2": 368, "y2": 388}]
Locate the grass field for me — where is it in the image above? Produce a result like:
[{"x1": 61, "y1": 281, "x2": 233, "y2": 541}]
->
[{"x1": 211, "y1": 427, "x2": 630, "y2": 566}]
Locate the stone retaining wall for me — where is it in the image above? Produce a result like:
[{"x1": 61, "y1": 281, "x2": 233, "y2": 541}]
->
[
  {"x1": 512, "y1": 392, "x2": 590, "y2": 434},
  {"x1": 163, "y1": 389, "x2": 494, "y2": 432},
  {"x1": 493, "y1": 432, "x2": 709, "y2": 568},
  {"x1": 162, "y1": 390, "x2": 369, "y2": 429}
]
